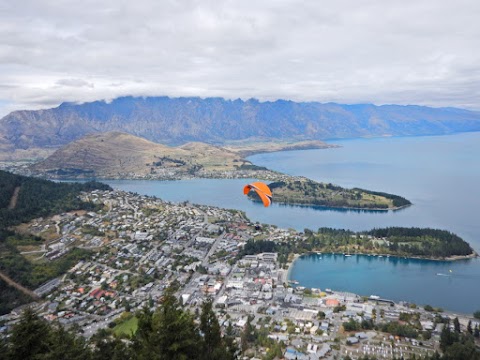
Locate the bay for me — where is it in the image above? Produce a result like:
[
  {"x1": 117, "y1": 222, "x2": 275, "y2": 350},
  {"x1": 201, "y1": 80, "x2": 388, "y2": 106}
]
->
[
  {"x1": 101, "y1": 131, "x2": 480, "y2": 313},
  {"x1": 289, "y1": 253, "x2": 480, "y2": 314}
]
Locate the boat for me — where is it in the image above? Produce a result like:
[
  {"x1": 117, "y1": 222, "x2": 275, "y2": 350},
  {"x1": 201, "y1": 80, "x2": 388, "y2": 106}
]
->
[
  {"x1": 344, "y1": 254, "x2": 352, "y2": 257},
  {"x1": 369, "y1": 295, "x2": 380, "y2": 300},
  {"x1": 436, "y1": 273, "x2": 450, "y2": 277}
]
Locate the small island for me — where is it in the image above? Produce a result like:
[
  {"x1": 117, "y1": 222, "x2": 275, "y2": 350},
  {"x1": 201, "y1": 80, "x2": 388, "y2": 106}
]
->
[{"x1": 247, "y1": 178, "x2": 411, "y2": 210}]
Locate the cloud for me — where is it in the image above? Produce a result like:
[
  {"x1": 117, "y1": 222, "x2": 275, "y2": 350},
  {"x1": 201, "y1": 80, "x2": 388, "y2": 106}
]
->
[
  {"x1": 1, "y1": 0, "x2": 480, "y2": 117},
  {"x1": 55, "y1": 78, "x2": 94, "y2": 88}
]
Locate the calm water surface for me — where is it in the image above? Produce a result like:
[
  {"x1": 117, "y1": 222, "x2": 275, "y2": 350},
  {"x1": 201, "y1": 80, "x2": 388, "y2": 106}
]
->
[
  {"x1": 289, "y1": 253, "x2": 480, "y2": 314},
  {"x1": 102, "y1": 132, "x2": 480, "y2": 313}
]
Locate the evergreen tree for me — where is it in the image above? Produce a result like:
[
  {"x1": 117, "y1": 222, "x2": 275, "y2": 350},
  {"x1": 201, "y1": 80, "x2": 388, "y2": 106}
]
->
[
  {"x1": 7, "y1": 308, "x2": 51, "y2": 360},
  {"x1": 453, "y1": 317, "x2": 461, "y2": 333},
  {"x1": 0, "y1": 336, "x2": 7, "y2": 360},
  {"x1": 43, "y1": 324, "x2": 91, "y2": 360},
  {"x1": 149, "y1": 289, "x2": 201, "y2": 360},
  {"x1": 442, "y1": 339, "x2": 480, "y2": 360},
  {"x1": 224, "y1": 322, "x2": 238, "y2": 360},
  {"x1": 200, "y1": 299, "x2": 226, "y2": 360},
  {"x1": 440, "y1": 320, "x2": 458, "y2": 352},
  {"x1": 133, "y1": 307, "x2": 153, "y2": 360},
  {"x1": 91, "y1": 329, "x2": 133, "y2": 360},
  {"x1": 240, "y1": 315, "x2": 256, "y2": 353},
  {"x1": 467, "y1": 320, "x2": 473, "y2": 334}
]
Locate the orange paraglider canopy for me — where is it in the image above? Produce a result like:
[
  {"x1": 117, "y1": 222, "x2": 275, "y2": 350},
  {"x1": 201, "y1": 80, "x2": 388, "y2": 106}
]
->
[{"x1": 243, "y1": 181, "x2": 272, "y2": 207}]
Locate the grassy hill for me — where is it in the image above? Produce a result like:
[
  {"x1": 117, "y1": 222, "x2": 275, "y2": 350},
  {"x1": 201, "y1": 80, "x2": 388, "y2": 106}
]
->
[{"x1": 30, "y1": 132, "x2": 256, "y2": 179}]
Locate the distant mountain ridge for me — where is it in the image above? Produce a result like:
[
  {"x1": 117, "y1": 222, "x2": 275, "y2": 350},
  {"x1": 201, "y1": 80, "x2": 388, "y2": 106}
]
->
[{"x1": 1, "y1": 96, "x2": 480, "y2": 149}]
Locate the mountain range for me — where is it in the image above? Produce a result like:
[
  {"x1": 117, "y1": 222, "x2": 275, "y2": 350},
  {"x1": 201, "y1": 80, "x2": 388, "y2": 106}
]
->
[{"x1": 1, "y1": 96, "x2": 480, "y2": 150}]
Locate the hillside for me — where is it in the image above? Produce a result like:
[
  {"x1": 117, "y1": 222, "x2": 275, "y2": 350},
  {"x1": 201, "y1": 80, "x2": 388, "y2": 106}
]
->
[
  {"x1": 29, "y1": 132, "x2": 254, "y2": 179},
  {"x1": 0, "y1": 170, "x2": 110, "y2": 314},
  {"x1": 1, "y1": 96, "x2": 480, "y2": 150}
]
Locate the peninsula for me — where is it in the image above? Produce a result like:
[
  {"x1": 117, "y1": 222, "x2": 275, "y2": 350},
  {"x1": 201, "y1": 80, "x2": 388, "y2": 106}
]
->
[{"x1": 21, "y1": 132, "x2": 411, "y2": 211}]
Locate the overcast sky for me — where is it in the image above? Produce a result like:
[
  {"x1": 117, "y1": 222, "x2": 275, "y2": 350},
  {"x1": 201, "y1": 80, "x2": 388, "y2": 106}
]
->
[{"x1": 1, "y1": 0, "x2": 480, "y2": 117}]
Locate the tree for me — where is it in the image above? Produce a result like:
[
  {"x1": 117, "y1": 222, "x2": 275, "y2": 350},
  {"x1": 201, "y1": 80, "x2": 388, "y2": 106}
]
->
[
  {"x1": 91, "y1": 329, "x2": 132, "y2": 360},
  {"x1": 317, "y1": 311, "x2": 326, "y2": 319},
  {"x1": 43, "y1": 324, "x2": 91, "y2": 360},
  {"x1": 133, "y1": 288, "x2": 201, "y2": 360},
  {"x1": 473, "y1": 310, "x2": 480, "y2": 320},
  {"x1": 474, "y1": 324, "x2": 479, "y2": 338},
  {"x1": 150, "y1": 290, "x2": 201, "y2": 360},
  {"x1": 200, "y1": 299, "x2": 228, "y2": 360},
  {"x1": 7, "y1": 308, "x2": 51, "y2": 360},
  {"x1": 467, "y1": 320, "x2": 472, "y2": 334},
  {"x1": 224, "y1": 322, "x2": 239, "y2": 360},
  {"x1": 440, "y1": 320, "x2": 458, "y2": 352},
  {"x1": 424, "y1": 304, "x2": 434, "y2": 312},
  {"x1": 453, "y1": 317, "x2": 461, "y2": 333},
  {"x1": 343, "y1": 319, "x2": 361, "y2": 332},
  {"x1": 241, "y1": 316, "x2": 256, "y2": 353}
]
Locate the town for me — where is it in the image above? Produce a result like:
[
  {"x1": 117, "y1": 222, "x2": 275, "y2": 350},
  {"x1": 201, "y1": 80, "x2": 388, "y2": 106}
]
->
[{"x1": 1, "y1": 189, "x2": 479, "y2": 359}]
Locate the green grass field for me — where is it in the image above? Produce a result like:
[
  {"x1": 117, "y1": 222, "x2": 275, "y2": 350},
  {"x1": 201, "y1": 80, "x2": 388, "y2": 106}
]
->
[{"x1": 113, "y1": 316, "x2": 138, "y2": 337}]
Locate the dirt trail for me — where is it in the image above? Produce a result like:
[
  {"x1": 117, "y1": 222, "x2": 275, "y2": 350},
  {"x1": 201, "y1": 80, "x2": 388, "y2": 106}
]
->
[
  {"x1": 0, "y1": 270, "x2": 40, "y2": 299},
  {"x1": 7, "y1": 186, "x2": 20, "y2": 210}
]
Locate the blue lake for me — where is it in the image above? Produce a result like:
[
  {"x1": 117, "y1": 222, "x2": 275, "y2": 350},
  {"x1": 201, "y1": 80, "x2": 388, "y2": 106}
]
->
[
  {"x1": 289, "y1": 253, "x2": 480, "y2": 314},
  {"x1": 102, "y1": 132, "x2": 480, "y2": 313}
]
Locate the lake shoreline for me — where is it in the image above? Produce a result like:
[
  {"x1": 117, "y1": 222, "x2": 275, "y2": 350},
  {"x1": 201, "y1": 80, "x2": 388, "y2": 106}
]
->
[{"x1": 288, "y1": 251, "x2": 479, "y2": 272}]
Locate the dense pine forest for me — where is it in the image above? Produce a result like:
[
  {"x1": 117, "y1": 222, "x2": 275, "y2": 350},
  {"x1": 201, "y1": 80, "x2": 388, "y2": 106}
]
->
[
  {"x1": 0, "y1": 170, "x2": 110, "y2": 229},
  {"x1": 0, "y1": 170, "x2": 111, "y2": 314}
]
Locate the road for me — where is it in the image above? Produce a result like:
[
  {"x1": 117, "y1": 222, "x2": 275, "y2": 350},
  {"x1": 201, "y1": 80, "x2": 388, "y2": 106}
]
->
[
  {"x1": 0, "y1": 270, "x2": 40, "y2": 300},
  {"x1": 7, "y1": 186, "x2": 20, "y2": 210}
]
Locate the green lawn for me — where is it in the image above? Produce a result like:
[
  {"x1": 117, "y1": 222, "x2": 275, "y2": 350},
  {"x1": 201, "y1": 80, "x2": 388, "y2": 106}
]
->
[{"x1": 113, "y1": 316, "x2": 138, "y2": 337}]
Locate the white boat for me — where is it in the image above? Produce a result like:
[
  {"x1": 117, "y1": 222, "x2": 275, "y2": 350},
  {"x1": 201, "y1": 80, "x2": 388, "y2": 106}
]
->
[
  {"x1": 344, "y1": 254, "x2": 352, "y2": 257},
  {"x1": 369, "y1": 295, "x2": 380, "y2": 300}
]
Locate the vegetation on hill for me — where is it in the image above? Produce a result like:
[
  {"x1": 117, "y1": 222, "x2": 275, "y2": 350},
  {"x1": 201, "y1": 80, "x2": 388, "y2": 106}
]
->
[
  {"x1": 0, "y1": 170, "x2": 110, "y2": 314},
  {"x1": 0, "y1": 170, "x2": 110, "y2": 229},
  {"x1": 239, "y1": 227, "x2": 474, "y2": 266},
  {"x1": 365, "y1": 227, "x2": 473, "y2": 257},
  {"x1": 248, "y1": 179, "x2": 411, "y2": 210}
]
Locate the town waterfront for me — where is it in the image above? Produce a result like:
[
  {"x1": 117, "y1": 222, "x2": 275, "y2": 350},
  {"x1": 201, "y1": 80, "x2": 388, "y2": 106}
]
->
[
  {"x1": 289, "y1": 253, "x2": 480, "y2": 314},
  {"x1": 103, "y1": 132, "x2": 480, "y2": 313}
]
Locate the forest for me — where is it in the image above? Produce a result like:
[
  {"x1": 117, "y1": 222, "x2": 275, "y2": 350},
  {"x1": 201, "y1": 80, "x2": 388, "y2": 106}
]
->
[
  {"x1": 239, "y1": 226, "x2": 474, "y2": 268},
  {"x1": 257, "y1": 179, "x2": 412, "y2": 210}
]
